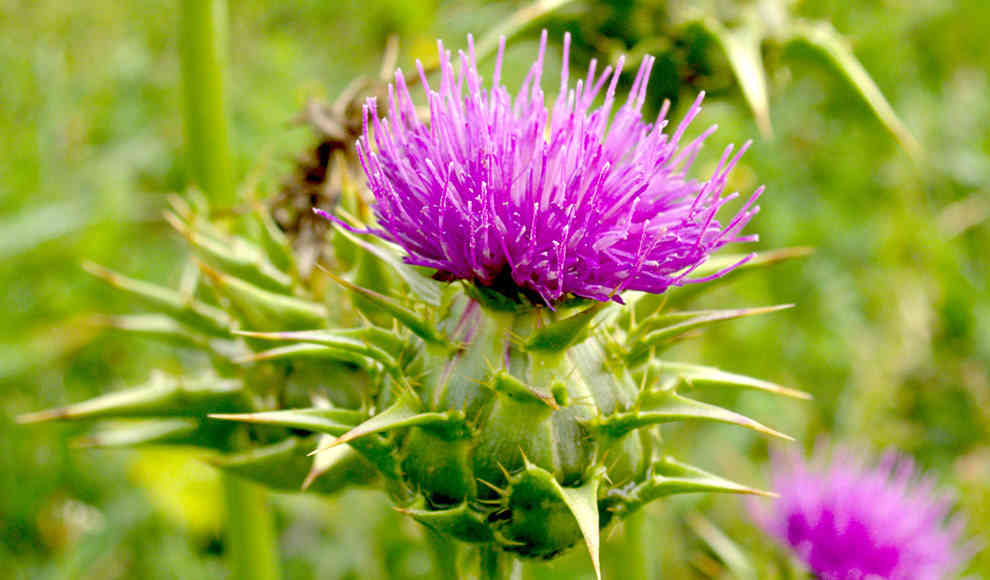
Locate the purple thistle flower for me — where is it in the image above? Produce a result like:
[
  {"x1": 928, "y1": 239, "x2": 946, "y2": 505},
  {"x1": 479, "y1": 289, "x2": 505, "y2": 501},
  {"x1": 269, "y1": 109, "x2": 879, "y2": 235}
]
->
[
  {"x1": 749, "y1": 444, "x2": 971, "y2": 580},
  {"x1": 336, "y1": 31, "x2": 762, "y2": 305}
]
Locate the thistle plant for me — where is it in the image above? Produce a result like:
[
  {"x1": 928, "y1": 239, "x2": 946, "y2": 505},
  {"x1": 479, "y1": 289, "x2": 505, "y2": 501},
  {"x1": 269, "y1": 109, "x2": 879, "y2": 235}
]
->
[
  {"x1": 21, "y1": 31, "x2": 811, "y2": 579},
  {"x1": 749, "y1": 444, "x2": 973, "y2": 580}
]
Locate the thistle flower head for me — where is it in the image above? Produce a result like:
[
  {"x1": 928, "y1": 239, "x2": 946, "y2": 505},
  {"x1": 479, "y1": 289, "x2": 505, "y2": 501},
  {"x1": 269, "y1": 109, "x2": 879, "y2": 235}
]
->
[
  {"x1": 347, "y1": 31, "x2": 762, "y2": 305},
  {"x1": 750, "y1": 445, "x2": 971, "y2": 580}
]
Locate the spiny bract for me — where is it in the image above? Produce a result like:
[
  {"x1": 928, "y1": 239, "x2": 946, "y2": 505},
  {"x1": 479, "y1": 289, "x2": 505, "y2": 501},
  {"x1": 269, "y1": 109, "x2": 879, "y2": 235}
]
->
[{"x1": 21, "y1": 32, "x2": 810, "y2": 579}]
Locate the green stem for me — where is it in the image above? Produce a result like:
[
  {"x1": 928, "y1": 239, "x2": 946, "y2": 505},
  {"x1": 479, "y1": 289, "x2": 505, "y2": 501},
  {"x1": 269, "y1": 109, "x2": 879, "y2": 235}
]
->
[
  {"x1": 178, "y1": 1, "x2": 277, "y2": 575},
  {"x1": 221, "y1": 474, "x2": 281, "y2": 580},
  {"x1": 425, "y1": 528, "x2": 459, "y2": 580},
  {"x1": 479, "y1": 546, "x2": 513, "y2": 580},
  {"x1": 622, "y1": 509, "x2": 654, "y2": 580},
  {"x1": 180, "y1": 0, "x2": 235, "y2": 206}
]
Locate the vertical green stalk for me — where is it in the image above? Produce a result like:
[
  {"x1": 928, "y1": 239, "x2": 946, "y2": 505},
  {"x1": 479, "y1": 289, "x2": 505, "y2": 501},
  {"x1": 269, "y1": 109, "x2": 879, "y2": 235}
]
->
[
  {"x1": 425, "y1": 528, "x2": 460, "y2": 580},
  {"x1": 179, "y1": 1, "x2": 277, "y2": 577},
  {"x1": 180, "y1": 0, "x2": 235, "y2": 206},
  {"x1": 621, "y1": 509, "x2": 654, "y2": 580},
  {"x1": 479, "y1": 546, "x2": 512, "y2": 580},
  {"x1": 222, "y1": 475, "x2": 281, "y2": 580}
]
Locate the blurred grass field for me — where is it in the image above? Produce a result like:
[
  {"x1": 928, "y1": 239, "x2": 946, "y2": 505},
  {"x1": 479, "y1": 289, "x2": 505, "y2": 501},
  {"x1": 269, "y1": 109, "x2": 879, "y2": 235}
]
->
[{"x1": 1, "y1": 0, "x2": 988, "y2": 578}]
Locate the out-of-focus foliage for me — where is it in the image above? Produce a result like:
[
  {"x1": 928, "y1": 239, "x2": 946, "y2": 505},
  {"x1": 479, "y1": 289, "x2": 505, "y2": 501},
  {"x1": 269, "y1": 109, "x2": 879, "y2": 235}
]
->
[{"x1": 2, "y1": 0, "x2": 987, "y2": 578}]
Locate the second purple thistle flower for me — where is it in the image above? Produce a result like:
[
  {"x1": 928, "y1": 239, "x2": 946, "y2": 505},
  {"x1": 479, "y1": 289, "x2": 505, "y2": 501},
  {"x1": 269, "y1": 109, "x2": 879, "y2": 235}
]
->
[{"x1": 351, "y1": 31, "x2": 763, "y2": 305}]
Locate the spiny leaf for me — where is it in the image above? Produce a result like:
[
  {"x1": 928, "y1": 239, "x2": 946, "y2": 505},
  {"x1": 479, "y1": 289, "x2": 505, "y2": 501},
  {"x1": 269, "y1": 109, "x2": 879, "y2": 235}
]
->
[
  {"x1": 704, "y1": 15, "x2": 772, "y2": 137},
  {"x1": 199, "y1": 262, "x2": 327, "y2": 330},
  {"x1": 557, "y1": 468, "x2": 605, "y2": 580},
  {"x1": 786, "y1": 20, "x2": 922, "y2": 162},
  {"x1": 626, "y1": 304, "x2": 793, "y2": 364},
  {"x1": 251, "y1": 202, "x2": 296, "y2": 275},
  {"x1": 686, "y1": 514, "x2": 757, "y2": 580},
  {"x1": 321, "y1": 267, "x2": 445, "y2": 344},
  {"x1": 525, "y1": 302, "x2": 606, "y2": 352},
  {"x1": 234, "y1": 329, "x2": 399, "y2": 373},
  {"x1": 236, "y1": 343, "x2": 377, "y2": 371},
  {"x1": 399, "y1": 501, "x2": 495, "y2": 543},
  {"x1": 209, "y1": 407, "x2": 365, "y2": 436},
  {"x1": 626, "y1": 456, "x2": 775, "y2": 508},
  {"x1": 658, "y1": 361, "x2": 811, "y2": 399},
  {"x1": 593, "y1": 390, "x2": 792, "y2": 440},
  {"x1": 330, "y1": 226, "x2": 444, "y2": 306},
  {"x1": 18, "y1": 372, "x2": 249, "y2": 423},
  {"x1": 83, "y1": 261, "x2": 231, "y2": 336},
  {"x1": 72, "y1": 419, "x2": 200, "y2": 448},
  {"x1": 313, "y1": 393, "x2": 461, "y2": 452},
  {"x1": 490, "y1": 370, "x2": 559, "y2": 409},
  {"x1": 211, "y1": 437, "x2": 378, "y2": 494},
  {"x1": 165, "y1": 211, "x2": 293, "y2": 293}
]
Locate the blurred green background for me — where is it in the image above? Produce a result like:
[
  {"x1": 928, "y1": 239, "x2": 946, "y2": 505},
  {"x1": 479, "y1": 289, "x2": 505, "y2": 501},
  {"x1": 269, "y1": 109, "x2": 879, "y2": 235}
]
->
[{"x1": 2, "y1": 0, "x2": 987, "y2": 578}]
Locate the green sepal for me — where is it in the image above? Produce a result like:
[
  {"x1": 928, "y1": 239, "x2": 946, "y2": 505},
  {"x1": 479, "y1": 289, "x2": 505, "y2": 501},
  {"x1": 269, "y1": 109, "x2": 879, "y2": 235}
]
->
[
  {"x1": 236, "y1": 343, "x2": 378, "y2": 372},
  {"x1": 701, "y1": 13, "x2": 772, "y2": 137},
  {"x1": 525, "y1": 303, "x2": 606, "y2": 353},
  {"x1": 591, "y1": 389, "x2": 792, "y2": 440},
  {"x1": 83, "y1": 261, "x2": 231, "y2": 336},
  {"x1": 251, "y1": 202, "x2": 296, "y2": 275},
  {"x1": 166, "y1": 211, "x2": 293, "y2": 293},
  {"x1": 625, "y1": 304, "x2": 793, "y2": 364},
  {"x1": 72, "y1": 419, "x2": 200, "y2": 448},
  {"x1": 324, "y1": 268, "x2": 445, "y2": 345},
  {"x1": 655, "y1": 361, "x2": 811, "y2": 399},
  {"x1": 321, "y1": 392, "x2": 464, "y2": 449},
  {"x1": 234, "y1": 329, "x2": 400, "y2": 374},
  {"x1": 18, "y1": 372, "x2": 250, "y2": 423},
  {"x1": 209, "y1": 407, "x2": 366, "y2": 436},
  {"x1": 199, "y1": 263, "x2": 327, "y2": 330},
  {"x1": 496, "y1": 462, "x2": 585, "y2": 560},
  {"x1": 557, "y1": 467, "x2": 605, "y2": 580},
  {"x1": 401, "y1": 501, "x2": 495, "y2": 544},
  {"x1": 107, "y1": 314, "x2": 246, "y2": 365},
  {"x1": 332, "y1": 227, "x2": 444, "y2": 306},
  {"x1": 211, "y1": 436, "x2": 378, "y2": 495},
  {"x1": 629, "y1": 456, "x2": 774, "y2": 508},
  {"x1": 490, "y1": 370, "x2": 558, "y2": 409}
]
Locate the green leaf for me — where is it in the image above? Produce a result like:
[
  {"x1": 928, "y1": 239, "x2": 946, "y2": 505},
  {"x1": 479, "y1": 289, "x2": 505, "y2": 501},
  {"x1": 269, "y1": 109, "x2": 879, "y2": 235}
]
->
[
  {"x1": 658, "y1": 361, "x2": 811, "y2": 399},
  {"x1": 209, "y1": 407, "x2": 365, "y2": 436},
  {"x1": 166, "y1": 211, "x2": 293, "y2": 293},
  {"x1": 632, "y1": 456, "x2": 775, "y2": 505},
  {"x1": 626, "y1": 304, "x2": 793, "y2": 364},
  {"x1": 786, "y1": 20, "x2": 922, "y2": 162},
  {"x1": 200, "y1": 262, "x2": 327, "y2": 330},
  {"x1": 686, "y1": 514, "x2": 758, "y2": 580},
  {"x1": 234, "y1": 329, "x2": 400, "y2": 373},
  {"x1": 211, "y1": 437, "x2": 378, "y2": 494},
  {"x1": 83, "y1": 261, "x2": 232, "y2": 336},
  {"x1": 18, "y1": 371, "x2": 249, "y2": 423},
  {"x1": 332, "y1": 227, "x2": 444, "y2": 306},
  {"x1": 704, "y1": 15, "x2": 772, "y2": 137},
  {"x1": 593, "y1": 390, "x2": 792, "y2": 440},
  {"x1": 525, "y1": 302, "x2": 606, "y2": 352},
  {"x1": 316, "y1": 393, "x2": 460, "y2": 450},
  {"x1": 557, "y1": 468, "x2": 605, "y2": 580},
  {"x1": 400, "y1": 502, "x2": 495, "y2": 544}
]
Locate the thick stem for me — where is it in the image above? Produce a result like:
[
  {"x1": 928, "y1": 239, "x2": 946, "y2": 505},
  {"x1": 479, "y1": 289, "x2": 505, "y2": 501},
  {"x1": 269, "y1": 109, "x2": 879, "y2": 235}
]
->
[
  {"x1": 479, "y1": 546, "x2": 514, "y2": 580},
  {"x1": 221, "y1": 474, "x2": 281, "y2": 580},
  {"x1": 621, "y1": 509, "x2": 654, "y2": 580},
  {"x1": 180, "y1": 0, "x2": 235, "y2": 206},
  {"x1": 425, "y1": 528, "x2": 460, "y2": 580}
]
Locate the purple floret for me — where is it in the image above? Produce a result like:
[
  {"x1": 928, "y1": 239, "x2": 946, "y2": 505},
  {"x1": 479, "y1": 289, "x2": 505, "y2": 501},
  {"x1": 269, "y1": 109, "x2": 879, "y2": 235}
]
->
[
  {"x1": 347, "y1": 31, "x2": 761, "y2": 304},
  {"x1": 750, "y1": 444, "x2": 971, "y2": 580}
]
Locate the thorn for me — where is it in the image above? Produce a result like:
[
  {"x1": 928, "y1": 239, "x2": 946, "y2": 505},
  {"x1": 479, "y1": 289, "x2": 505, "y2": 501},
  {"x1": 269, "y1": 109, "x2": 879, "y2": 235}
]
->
[{"x1": 477, "y1": 478, "x2": 507, "y2": 495}]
